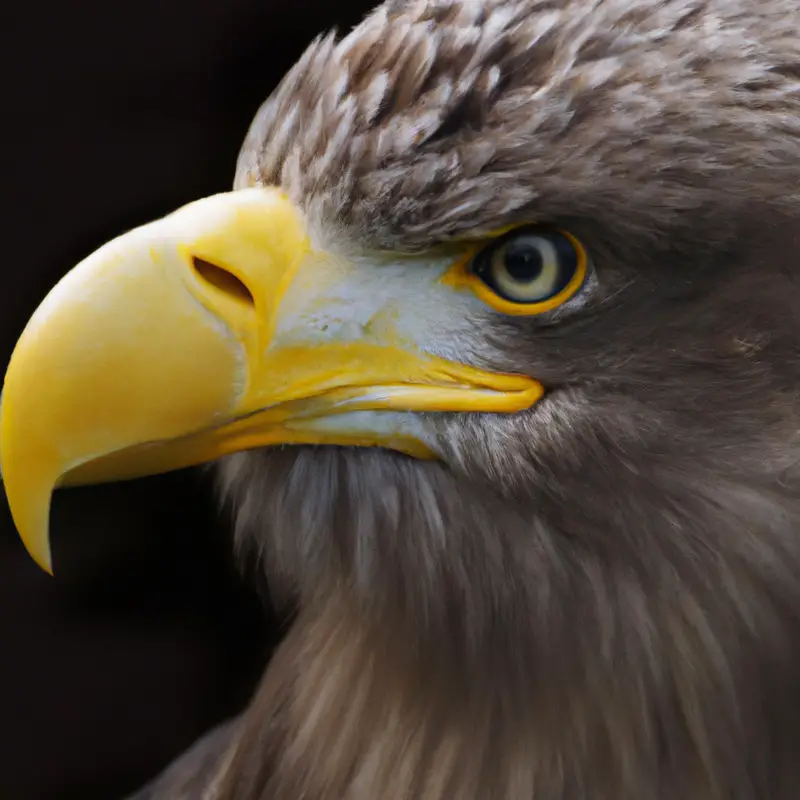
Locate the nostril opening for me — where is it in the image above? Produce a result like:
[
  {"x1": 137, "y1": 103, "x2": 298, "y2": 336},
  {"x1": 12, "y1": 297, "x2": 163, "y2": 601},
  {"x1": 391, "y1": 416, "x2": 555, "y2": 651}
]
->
[{"x1": 191, "y1": 257, "x2": 255, "y2": 307}]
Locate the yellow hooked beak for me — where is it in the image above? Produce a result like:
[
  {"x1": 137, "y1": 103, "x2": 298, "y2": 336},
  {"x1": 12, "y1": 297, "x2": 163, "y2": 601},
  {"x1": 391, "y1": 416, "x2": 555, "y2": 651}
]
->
[{"x1": 0, "y1": 188, "x2": 542, "y2": 573}]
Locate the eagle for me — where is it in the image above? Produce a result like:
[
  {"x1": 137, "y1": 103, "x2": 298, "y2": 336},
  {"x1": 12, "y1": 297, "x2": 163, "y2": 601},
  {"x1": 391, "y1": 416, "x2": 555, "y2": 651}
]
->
[{"x1": 3, "y1": 0, "x2": 800, "y2": 797}]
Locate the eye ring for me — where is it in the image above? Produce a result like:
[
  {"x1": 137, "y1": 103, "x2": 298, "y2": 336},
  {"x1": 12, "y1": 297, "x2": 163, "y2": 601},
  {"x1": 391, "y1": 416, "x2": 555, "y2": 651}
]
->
[{"x1": 441, "y1": 226, "x2": 588, "y2": 316}]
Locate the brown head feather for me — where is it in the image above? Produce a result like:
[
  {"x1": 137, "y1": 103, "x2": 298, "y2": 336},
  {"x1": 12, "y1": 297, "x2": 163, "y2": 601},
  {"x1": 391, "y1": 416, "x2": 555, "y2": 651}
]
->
[{"x1": 236, "y1": 0, "x2": 800, "y2": 252}]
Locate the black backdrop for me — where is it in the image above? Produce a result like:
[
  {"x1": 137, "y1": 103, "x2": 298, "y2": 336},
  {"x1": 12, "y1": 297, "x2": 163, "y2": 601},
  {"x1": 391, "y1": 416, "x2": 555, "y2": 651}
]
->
[{"x1": 1, "y1": 2, "x2": 373, "y2": 797}]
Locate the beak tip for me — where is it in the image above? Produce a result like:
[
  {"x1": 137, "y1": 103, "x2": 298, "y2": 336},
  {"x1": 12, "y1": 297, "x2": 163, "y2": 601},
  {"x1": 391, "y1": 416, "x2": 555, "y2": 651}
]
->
[
  {"x1": 22, "y1": 536, "x2": 54, "y2": 576},
  {"x1": 36, "y1": 561, "x2": 55, "y2": 577},
  {"x1": 36, "y1": 549, "x2": 55, "y2": 576}
]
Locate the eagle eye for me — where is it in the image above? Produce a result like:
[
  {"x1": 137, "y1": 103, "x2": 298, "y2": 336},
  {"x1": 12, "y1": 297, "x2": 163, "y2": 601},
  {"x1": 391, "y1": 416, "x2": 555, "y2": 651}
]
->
[{"x1": 469, "y1": 226, "x2": 587, "y2": 313}]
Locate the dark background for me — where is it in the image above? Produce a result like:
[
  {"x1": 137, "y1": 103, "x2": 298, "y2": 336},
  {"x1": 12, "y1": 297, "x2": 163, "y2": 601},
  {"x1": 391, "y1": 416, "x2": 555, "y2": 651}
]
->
[{"x1": 1, "y1": 1, "x2": 372, "y2": 797}]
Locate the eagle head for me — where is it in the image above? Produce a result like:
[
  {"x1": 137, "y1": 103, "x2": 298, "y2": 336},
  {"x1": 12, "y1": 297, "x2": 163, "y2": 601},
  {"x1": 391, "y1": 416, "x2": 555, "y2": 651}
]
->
[{"x1": 4, "y1": 1, "x2": 800, "y2": 797}]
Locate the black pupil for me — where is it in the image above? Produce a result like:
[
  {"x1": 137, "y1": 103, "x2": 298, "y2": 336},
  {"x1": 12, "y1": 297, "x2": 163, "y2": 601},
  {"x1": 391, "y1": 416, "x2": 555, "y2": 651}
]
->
[{"x1": 504, "y1": 240, "x2": 545, "y2": 281}]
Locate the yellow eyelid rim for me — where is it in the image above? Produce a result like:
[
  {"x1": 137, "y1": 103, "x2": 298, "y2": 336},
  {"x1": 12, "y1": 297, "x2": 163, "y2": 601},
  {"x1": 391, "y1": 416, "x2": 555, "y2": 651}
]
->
[{"x1": 440, "y1": 227, "x2": 588, "y2": 316}]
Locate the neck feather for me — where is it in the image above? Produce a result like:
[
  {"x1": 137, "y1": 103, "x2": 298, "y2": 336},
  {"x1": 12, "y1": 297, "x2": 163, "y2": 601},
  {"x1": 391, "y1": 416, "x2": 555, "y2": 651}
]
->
[{"x1": 216, "y1": 456, "x2": 800, "y2": 799}]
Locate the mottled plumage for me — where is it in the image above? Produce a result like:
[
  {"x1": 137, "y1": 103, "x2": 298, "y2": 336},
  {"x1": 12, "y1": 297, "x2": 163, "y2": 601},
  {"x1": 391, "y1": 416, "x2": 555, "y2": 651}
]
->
[{"x1": 134, "y1": 0, "x2": 800, "y2": 798}]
